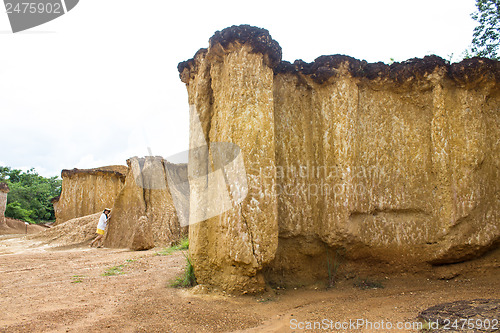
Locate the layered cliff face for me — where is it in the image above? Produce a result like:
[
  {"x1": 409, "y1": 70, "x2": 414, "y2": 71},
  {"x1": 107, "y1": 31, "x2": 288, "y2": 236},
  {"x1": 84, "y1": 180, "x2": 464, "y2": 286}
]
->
[
  {"x1": 179, "y1": 25, "x2": 500, "y2": 292},
  {"x1": 0, "y1": 183, "x2": 9, "y2": 227},
  {"x1": 55, "y1": 166, "x2": 127, "y2": 224},
  {"x1": 104, "y1": 156, "x2": 187, "y2": 250}
]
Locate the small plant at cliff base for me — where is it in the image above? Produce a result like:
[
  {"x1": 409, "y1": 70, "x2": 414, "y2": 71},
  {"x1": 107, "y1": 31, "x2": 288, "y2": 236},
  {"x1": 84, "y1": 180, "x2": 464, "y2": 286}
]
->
[
  {"x1": 170, "y1": 254, "x2": 197, "y2": 288},
  {"x1": 155, "y1": 236, "x2": 189, "y2": 256},
  {"x1": 326, "y1": 247, "x2": 345, "y2": 288},
  {"x1": 353, "y1": 277, "x2": 384, "y2": 290}
]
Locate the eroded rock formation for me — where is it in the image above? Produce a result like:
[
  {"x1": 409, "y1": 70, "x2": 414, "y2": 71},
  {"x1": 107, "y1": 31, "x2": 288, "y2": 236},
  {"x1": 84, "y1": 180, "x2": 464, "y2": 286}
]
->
[
  {"x1": 0, "y1": 182, "x2": 9, "y2": 228},
  {"x1": 104, "y1": 157, "x2": 187, "y2": 249},
  {"x1": 50, "y1": 195, "x2": 60, "y2": 217},
  {"x1": 179, "y1": 25, "x2": 500, "y2": 292},
  {"x1": 55, "y1": 166, "x2": 127, "y2": 225}
]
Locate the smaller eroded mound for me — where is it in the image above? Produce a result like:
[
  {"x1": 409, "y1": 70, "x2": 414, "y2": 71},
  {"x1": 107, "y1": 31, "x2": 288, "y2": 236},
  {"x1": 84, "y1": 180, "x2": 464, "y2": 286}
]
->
[
  {"x1": 27, "y1": 213, "x2": 100, "y2": 246},
  {"x1": 0, "y1": 218, "x2": 45, "y2": 235}
]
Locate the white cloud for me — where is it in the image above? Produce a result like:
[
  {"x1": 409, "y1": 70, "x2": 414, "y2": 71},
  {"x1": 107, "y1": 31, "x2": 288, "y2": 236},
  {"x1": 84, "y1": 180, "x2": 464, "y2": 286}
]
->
[{"x1": 0, "y1": 0, "x2": 478, "y2": 177}]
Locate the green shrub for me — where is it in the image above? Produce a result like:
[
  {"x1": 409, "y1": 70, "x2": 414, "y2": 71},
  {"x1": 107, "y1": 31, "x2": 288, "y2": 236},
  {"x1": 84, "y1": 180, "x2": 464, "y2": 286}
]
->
[
  {"x1": 5, "y1": 202, "x2": 35, "y2": 223},
  {"x1": 1, "y1": 166, "x2": 61, "y2": 223}
]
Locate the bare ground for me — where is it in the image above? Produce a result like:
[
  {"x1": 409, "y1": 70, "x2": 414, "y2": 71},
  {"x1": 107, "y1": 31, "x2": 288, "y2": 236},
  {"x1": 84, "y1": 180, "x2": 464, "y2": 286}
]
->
[{"x1": 0, "y1": 236, "x2": 498, "y2": 333}]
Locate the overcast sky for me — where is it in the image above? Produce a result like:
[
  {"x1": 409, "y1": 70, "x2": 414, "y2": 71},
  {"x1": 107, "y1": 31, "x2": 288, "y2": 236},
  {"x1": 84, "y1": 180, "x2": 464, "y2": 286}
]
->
[{"x1": 0, "y1": 0, "x2": 477, "y2": 177}]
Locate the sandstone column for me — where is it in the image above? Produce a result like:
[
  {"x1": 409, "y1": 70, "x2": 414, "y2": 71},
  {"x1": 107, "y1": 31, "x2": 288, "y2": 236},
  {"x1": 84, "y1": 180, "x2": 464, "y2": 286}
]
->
[
  {"x1": 179, "y1": 25, "x2": 280, "y2": 292},
  {"x1": 0, "y1": 182, "x2": 9, "y2": 228}
]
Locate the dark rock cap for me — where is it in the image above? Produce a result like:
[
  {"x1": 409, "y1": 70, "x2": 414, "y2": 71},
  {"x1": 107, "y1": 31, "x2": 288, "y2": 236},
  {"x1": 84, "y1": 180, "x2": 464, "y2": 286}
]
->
[
  {"x1": 276, "y1": 54, "x2": 499, "y2": 85},
  {"x1": 61, "y1": 166, "x2": 127, "y2": 180},
  {"x1": 178, "y1": 25, "x2": 282, "y2": 77},
  {"x1": 208, "y1": 24, "x2": 282, "y2": 68},
  {"x1": 179, "y1": 25, "x2": 500, "y2": 86}
]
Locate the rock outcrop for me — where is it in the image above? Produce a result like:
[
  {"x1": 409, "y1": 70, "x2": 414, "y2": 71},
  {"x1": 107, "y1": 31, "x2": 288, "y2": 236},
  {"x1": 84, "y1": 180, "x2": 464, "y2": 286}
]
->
[
  {"x1": 0, "y1": 182, "x2": 9, "y2": 228},
  {"x1": 55, "y1": 166, "x2": 127, "y2": 224},
  {"x1": 179, "y1": 25, "x2": 500, "y2": 292},
  {"x1": 50, "y1": 195, "x2": 60, "y2": 217},
  {"x1": 104, "y1": 157, "x2": 187, "y2": 249}
]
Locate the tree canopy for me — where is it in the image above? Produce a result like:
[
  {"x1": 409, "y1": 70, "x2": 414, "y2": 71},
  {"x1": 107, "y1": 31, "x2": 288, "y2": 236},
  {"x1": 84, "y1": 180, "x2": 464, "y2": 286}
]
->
[
  {"x1": 0, "y1": 166, "x2": 61, "y2": 223},
  {"x1": 470, "y1": 0, "x2": 500, "y2": 59}
]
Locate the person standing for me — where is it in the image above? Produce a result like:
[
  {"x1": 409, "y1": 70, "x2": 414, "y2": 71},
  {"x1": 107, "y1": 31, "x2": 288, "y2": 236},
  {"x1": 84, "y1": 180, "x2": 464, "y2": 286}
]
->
[{"x1": 90, "y1": 208, "x2": 111, "y2": 248}]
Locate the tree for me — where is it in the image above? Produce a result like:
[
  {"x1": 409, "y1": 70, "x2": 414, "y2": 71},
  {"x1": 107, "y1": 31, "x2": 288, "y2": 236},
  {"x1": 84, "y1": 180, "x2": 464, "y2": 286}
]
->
[
  {"x1": 469, "y1": 0, "x2": 500, "y2": 59},
  {"x1": 1, "y1": 166, "x2": 61, "y2": 223}
]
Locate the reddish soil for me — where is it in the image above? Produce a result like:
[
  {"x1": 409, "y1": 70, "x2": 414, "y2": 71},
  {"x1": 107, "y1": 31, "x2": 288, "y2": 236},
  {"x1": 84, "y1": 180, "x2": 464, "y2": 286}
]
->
[{"x1": 0, "y1": 236, "x2": 498, "y2": 333}]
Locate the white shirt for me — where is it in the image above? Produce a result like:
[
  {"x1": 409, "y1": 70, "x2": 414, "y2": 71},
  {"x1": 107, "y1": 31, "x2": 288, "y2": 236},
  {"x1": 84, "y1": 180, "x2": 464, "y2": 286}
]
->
[{"x1": 97, "y1": 213, "x2": 109, "y2": 230}]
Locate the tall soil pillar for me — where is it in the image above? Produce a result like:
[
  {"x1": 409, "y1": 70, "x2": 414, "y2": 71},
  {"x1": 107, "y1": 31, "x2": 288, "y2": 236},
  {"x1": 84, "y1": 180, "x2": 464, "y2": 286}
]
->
[
  {"x1": 179, "y1": 25, "x2": 281, "y2": 292},
  {"x1": 0, "y1": 183, "x2": 9, "y2": 227}
]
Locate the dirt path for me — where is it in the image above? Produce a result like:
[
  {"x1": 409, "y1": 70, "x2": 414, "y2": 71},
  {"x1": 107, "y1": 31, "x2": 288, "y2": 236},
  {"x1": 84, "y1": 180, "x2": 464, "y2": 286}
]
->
[{"x1": 0, "y1": 236, "x2": 498, "y2": 332}]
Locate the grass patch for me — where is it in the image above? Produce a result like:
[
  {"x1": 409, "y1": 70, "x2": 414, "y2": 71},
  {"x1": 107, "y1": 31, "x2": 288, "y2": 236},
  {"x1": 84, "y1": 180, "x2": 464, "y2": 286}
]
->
[
  {"x1": 102, "y1": 264, "x2": 125, "y2": 276},
  {"x1": 71, "y1": 275, "x2": 85, "y2": 283},
  {"x1": 177, "y1": 237, "x2": 189, "y2": 250},
  {"x1": 353, "y1": 277, "x2": 384, "y2": 289},
  {"x1": 156, "y1": 237, "x2": 189, "y2": 256},
  {"x1": 102, "y1": 258, "x2": 139, "y2": 276},
  {"x1": 326, "y1": 247, "x2": 345, "y2": 288},
  {"x1": 170, "y1": 254, "x2": 196, "y2": 288}
]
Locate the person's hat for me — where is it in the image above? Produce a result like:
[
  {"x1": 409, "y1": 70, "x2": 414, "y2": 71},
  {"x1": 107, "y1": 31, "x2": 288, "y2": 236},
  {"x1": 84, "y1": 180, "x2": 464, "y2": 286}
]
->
[{"x1": 104, "y1": 208, "x2": 111, "y2": 211}]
